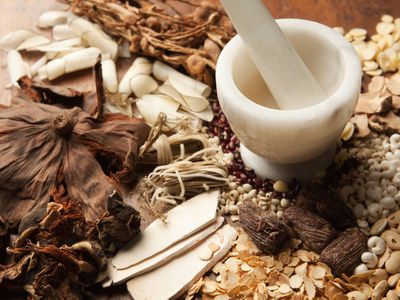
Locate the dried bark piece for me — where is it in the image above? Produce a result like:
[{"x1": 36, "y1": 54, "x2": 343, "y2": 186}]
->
[
  {"x1": 295, "y1": 184, "x2": 356, "y2": 231},
  {"x1": 320, "y1": 227, "x2": 368, "y2": 277},
  {"x1": 238, "y1": 202, "x2": 290, "y2": 254},
  {"x1": 370, "y1": 111, "x2": 400, "y2": 133},
  {"x1": 283, "y1": 206, "x2": 338, "y2": 253},
  {"x1": 350, "y1": 114, "x2": 371, "y2": 137},
  {"x1": 96, "y1": 191, "x2": 141, "y2": 253},
  {"x1": 0, "y1": 217, "x2": 8, "y2": 255},
  {"x1": 355, "y1": 92, "x2": 392, "y2": 114}
]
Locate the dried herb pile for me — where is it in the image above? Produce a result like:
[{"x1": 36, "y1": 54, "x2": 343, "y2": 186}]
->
[
  {"x1": 0, "y1": 61, "x2": 149, "y2": 297},
  {"x1": 64, "y1": 0, "x2": 236, "y2": 84}
]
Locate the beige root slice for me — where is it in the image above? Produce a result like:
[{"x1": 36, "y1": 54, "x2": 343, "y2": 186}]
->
[
  {"x1": 118, "y1": 57, "x2": 153, "y2": 98},
  {"x1": 153, "y1": 61, "x2": 211, "y2": 97},
  {"x1": 129, "y1": 74, "x2": 159, "y2": 98},
  {"x1": 37, "y1": 10, "x2": 71, "y2": 28},
  {"x1": 38, "y1": 47, "x2": 101, "y2": 80},
  {"x1": 52, "y1": 24, "x2": 79, "y2": 41},
  {"x1": 7, "y1": 50, "x2": 30, "y2": 86},
  {"x1": 0, "y1": 29, "x2": 36, "y2": 50},
  {"x1": 16, "y1": 35, "x2": 51, "y2": 51},
  {"x1": 30, "y1": 55, "x2": 48, "y2": 77},
  {"x1": 101, "y1": 58, "x2": 118, "y2": 93},
  {"x1": 69, "y1": 16, "x2": 118, "y2": 59}
]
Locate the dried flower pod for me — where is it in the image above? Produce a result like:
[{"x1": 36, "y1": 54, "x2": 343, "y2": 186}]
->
[
  {"x1": 296, "y1": 184, "x2": 356, "y2": 231},
  {"x1": 283, "y1": 206, "x2": 338, "y2": 253},
  {"x1": 320, "y1": 227, "x2": 368, "y2": 277},
  {"x1": 238, "y1": 201, "x2": 290, "y2": 254}
]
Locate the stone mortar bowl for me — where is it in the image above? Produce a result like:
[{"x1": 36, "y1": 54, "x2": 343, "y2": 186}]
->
[{"x1": 216, "y1": 19, "x2": 362, "y2": 181}]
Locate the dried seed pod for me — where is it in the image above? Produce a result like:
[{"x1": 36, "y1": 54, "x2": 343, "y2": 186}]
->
[
  {"x1": 238, "y1": 201, "x2": 290, "y2": 254},
  {"x1": 283, "y1": 206, "x2": 338, "y2": 253},
  {"x1": 296, "y1": 184, "x2": 356, "y2": 231},
  {"x1": 320, "y1": 227, "x2": 368, "y2": 277}
]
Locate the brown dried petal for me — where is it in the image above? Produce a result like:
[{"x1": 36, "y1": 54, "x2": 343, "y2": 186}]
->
[
  {"x1": 283, "y1": 206, "x2": 338, "y2": 253},
  {"x1": 239, "y1": 201, "x2": 290, "y2": 254},
  {"x1": 320, "y1": 227, "x2": 368, "y2": 277},
  {"x1": 96, "y1": 191, "x2": 141, "y2": 253},
  {"x1": 296, "y1": 184, "x2": 356, "y2": 231}
]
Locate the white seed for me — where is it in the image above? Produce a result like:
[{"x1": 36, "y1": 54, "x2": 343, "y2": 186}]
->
[
  {"x1": 354, "y1": 263, "x2": 368, "y2": 274},
  {"x1": 361, "y1": 251, "x2": 379, "y2": 268},
  {"x1": 367, "y1": 203, "x2": 383, "y2": 219},
  {"x1": 280, "y1": 198, "x2": 290, "y2": 208},
  {"x1": 242, "y1": 183, "x2": 252, "y2": 193}
]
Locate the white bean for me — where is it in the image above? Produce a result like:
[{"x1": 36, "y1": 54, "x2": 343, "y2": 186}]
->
[
  {"x1": 354, "y1": 263, "x2": 369, "y2": 274},
  {"x1": 380, "y1": 196, "x2": 396, "y2": 210},
  {"x1": 368, "y1": 236, "x2": 386, "y2": 255},
  {"x1": 361, "y1": 252, "x2": 378, "y2": 268}
]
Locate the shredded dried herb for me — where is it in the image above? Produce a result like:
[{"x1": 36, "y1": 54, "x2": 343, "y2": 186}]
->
[{"x1": 64, "y1": 0, "x2": 236, "y2": 84}]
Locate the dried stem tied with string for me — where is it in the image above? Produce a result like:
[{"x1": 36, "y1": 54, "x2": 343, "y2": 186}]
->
[{"x1": 64, "y1": 0, "x2": 235, "y2": 84}]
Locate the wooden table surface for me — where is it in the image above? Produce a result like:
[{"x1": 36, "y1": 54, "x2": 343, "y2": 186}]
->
[{"x1": 1, "y1": 0, "x2": 400, "y2": 299}]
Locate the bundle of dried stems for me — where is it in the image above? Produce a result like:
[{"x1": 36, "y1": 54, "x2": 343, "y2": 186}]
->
[{"x1": 64, "y1": 0, "x2": 235, "y2": 84}]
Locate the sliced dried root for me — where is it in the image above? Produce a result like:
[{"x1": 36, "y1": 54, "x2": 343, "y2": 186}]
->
[
  {"x1": 37, "y1": 10, "x2": 72, "y2": 28},
  {"x1": 153, "y1": 61, "x2": 211, "y2": 98},
  {"x1": 7, "y1": 50, "x2": 30, "y2": 86},
  {"x1": 52, "y1": 24, "x2": 79, "y2": 40},
  {"x1": 101, "y1": 58, "x2": 118, "y2": 94},
  {"x1": 16, "y1": 35, "x2": 51, "y2": 51},
  {"x1": 30, "y1": 55, "x2": 48, "y2": 77},
  {"x1": 118, "y1": 57, "x2": 153, "y2": 98},
  {"x1": 0, "y1": 29, "x2": 36, "y2": 50},
  {"x1": 38, "y1": 47, "x2": 101, "y2": 80},
  {"x1": 69, "y1": 17, "x2": 118, "y2": 59}
]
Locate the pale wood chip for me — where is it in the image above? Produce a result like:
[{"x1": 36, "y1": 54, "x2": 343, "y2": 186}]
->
[
  {"x1": 368, "y1": 76, "x2": 385, "y2": 92},
  {"x1": 289, "y1": 274, "x2": 304, "y2": 289},
  {"x1": 283, "y1": 266, "x2": 295, "y2": 277},
  {"x1": 350, "y1": 114, "x2": 371, "y2": 137},
  {"x1": 288, "y1": 256, "x2": 301, "y2": 267},
  {"x1": 387, "y1": 73, "x2": 400, "y2": 95},
  {"x1": 278, "y1": 283, "x2": 292, "y2": 294},
  {"x1": 303, "y1": 277, "x2": 316, "y2": 298},
  {"x1": 208, "y1": 242, "x2": 220, "y2": 253},
  {"x1": 295, "y1": 263, "x2": 308, "y2": 277},
  {"x1": 220, "y1": 271, "x2": 239, "y2": 291}
]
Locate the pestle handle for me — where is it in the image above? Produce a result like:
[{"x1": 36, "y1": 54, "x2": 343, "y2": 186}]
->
[{"x1": 220, "y1": 0, "x2": 326, "y2": 110}]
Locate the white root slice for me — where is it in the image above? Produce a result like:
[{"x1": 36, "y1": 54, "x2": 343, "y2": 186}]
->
[
  {"x1": 69, "y1": 17, "x2": 118, "y2": 59},
  {"x1": 38, "y1": 47, "x2": 101, "y2": 80},
  {"x1": 118, "y1": 57, "x2": 153, "y2": 97},
  {"x1": 129, "y1": 74, "x2": 158, "y2": 97},
  {"x1": 156, "y1": 82, "x2": 190, "y2": 110},
  {"x1": 45, "y1": 47, "x2": 84, "y2": 60},
  {"x1": 16, "y1": 35, "x2": 51, "y2": 51},
  {"x1": 7, "y1": 50, "x2": 30, "y2": 86},
  {"x1": 0, "y1": 29, "x2": 36, "y2": 50},
  {"x1": 103, "y1": 102, "x2": 133, "y2": 117},
  {"x1": 101, "y1": 58, "x2": 118, "y2": 93},
  {"x1": 37, "y1": 10, "x2": 70, "y2": 28},
  {"x1": 118, "y1": 41, "x2": 131, "y2": 58},
  {"x1": 180, "y1": 104, "x2": 214, "y2": 122},
  {"x1": 108, "y1": 216, "x2": 224, "y2": 285},
  {"x1": 52, "y1": 24, "x2": 79, "y2": 40},
  {"x1": 136, "y1": 94, "x2": 180, "y2": 126},
  {"x1": 30, "y1": 55, "x2": 47, "y2": 77},
  {"x1": 31, "y1": 37, "x2": 82, "y2": 52},
  {"x1": 153, "y1": 61, "x2": 211, "y2": 97},
  {"x1": 112, "y1": 190, "x2": 219, "y2": 269},
  {"x1": 127, "y1": 224, "x2": 237, "y2": 300}
]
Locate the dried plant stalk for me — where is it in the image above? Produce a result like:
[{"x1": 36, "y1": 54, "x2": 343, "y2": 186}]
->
[{"x1": 64, "y1": 0, "x2": 235, "y2": 84}]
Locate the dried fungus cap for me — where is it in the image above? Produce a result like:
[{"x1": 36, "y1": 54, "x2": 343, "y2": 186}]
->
[
  {"x1": 320, "y1": 227, "x2": 368, "y2": 277},
  {"x1": 283, "y1": 206, "x2": 338, "y2": 253},
  {"x1": 238, "y1": 201, "x2": 290, "y2": 254}
]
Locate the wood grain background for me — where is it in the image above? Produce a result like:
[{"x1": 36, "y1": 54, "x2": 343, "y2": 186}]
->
[{"x1": 0, "y1": 0, "x2": 400, "y2": 299}]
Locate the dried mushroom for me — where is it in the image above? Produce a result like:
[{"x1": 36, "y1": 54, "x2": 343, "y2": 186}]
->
[
  {"x1": 238, "y1": 201, "x2": 290, "y2": 254},
  {"x1": 0, "y1": 61, "x2": 150, "y2": 227},
  {"x1": 283, "y1": 206, "x2": 338, "y2": 253},
  {"x1": 63, "y1": 0, "x2": 236, "y2": 84}
]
